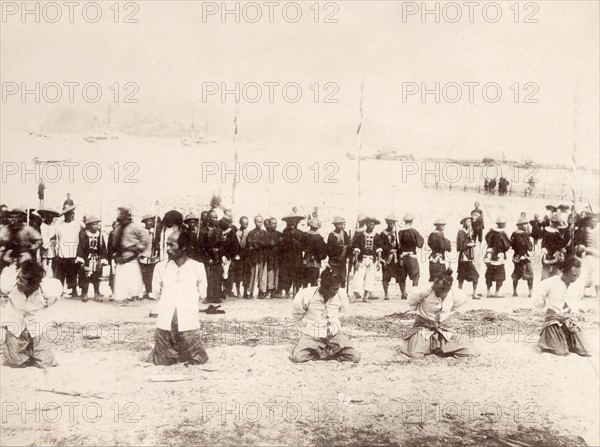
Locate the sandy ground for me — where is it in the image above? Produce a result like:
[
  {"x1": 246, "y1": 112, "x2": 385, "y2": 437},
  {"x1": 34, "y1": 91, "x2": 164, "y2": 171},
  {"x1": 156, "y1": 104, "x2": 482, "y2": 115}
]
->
[
  {"x1": 1, "y1": 133, "x2": 599, "y2": 446},
  {"x1": 1, "y1": 286, "x2": 599, "y2": 446}
]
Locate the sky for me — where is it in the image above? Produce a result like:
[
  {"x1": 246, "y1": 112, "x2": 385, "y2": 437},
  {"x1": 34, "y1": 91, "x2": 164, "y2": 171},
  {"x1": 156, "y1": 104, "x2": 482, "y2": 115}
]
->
[{"x1": 1, "y1": 1, "x2": 599, "y2": 165}]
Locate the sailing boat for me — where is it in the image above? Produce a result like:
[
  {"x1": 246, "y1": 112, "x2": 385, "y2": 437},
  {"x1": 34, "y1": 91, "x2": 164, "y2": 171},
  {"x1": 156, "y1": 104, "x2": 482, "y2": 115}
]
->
[
  {"x1": 181, "y1": 121, "x2": 217, "y2": 146},
  {"x1": 83, "y1": 107, "x2": 119, "y2": 143}
]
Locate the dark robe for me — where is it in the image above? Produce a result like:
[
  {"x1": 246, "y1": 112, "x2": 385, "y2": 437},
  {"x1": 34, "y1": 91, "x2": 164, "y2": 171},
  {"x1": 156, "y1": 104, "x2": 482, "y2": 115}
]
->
[{"x1": 279, "y1": 227, "x2": 304, "y2": 293}]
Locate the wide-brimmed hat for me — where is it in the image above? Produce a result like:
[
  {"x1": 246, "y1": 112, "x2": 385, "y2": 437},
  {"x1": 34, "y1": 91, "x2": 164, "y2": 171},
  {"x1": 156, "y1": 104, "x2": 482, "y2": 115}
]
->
[
  {"x1": 60, "y1": 204, "x2": 78, "y2": 216},
  {"x1": 8, "y1": 208, "x2": 27, "y2": 217},
  {"x1": 308, "y1": 218, "x2": 321, "y2": 229},
  {"x1": 282, "y1": 213, "x2": 305, "y2": 222},
  {"x1": 495, "y1": 216, "x2": 506, "y2": 224},
  {"x1": 37, "y1": 208, "x2": 60, "y2": 219},
  {"x1": 434, "y1": 218, "x2": 446, "y2": 226},
  {"x1": 141, "y1": 214, "x2": 156, "y2": 222},
  {"x1": 545, "y1": 204, "x2": 558, "y2": 212},
  {"x1": 557, "y1": 201, "x2": 572, "y2": 210},
  {"x1": 85, "y1": 215, "x2": 101, "y2": 224},
  {"x1": 184, "y1": 213, "x2": 199, "y2": 223},
  {"x1": 403, "y1": 213, "x2": 415, "y2": 222},
  {"x1": 384, "y1": 213, "x2": 399, "y2": 222},
  {"x1": 332, "y1": 216, "x2": 346, "y2": 224},
  {"x1": 516, "y1": 217, "x2": 529, "y2": 225},
  {"x1": 460, "y1": 216, "x2": 472, "y2": 225},
  {"x1": 363, "y1": 216, "x2": 381, "y2": 225}
]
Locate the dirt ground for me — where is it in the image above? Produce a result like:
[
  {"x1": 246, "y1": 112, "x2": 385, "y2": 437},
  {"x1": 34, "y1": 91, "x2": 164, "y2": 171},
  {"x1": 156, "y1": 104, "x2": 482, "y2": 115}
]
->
[
  {"x1": 1, "y1": 287, "x2": 598, "y2": 447},
  {"x1": 1, "y1": 133, "x2": 599, "y2": 445}
]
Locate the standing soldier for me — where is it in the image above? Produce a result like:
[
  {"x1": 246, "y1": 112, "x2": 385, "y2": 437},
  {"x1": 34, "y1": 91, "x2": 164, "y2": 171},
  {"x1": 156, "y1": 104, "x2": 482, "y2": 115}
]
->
[
  {"x1": 76, "y1": 215, "x2": 108, "y2": 302},
  {"x1": 233, "y1": 216, "x2": 250, "y2": 298},
  {"x1": 183, "y1": 213, "x2": 202, "y2": 262},
  {"x1": 264, "y1": 217, "x2": 283, "y2": 298},
  {"x1": 246, "y1": 215, "x2": 268, "y2": 299},
  {"x1": 199, "y1": 209, "x2": 224, "y2": 303},
  {"x1": 301, "y1": 218, "x2": 327, "y2": 288},
  {"x1": 379, "y1": 214, "x2": 401, "y2": 300},
  {"x1": 456, "y1": 216, "x2": 479, "y2": 299},
  {"x1": 541, "y1": 213, "x2": 567, "y2": 280},
  {"x1": 327, "y1": 217, "x2": 351, "y2": 290},
  {"x1": 38, "y1": 208, "x2": 59, "y2": 278},
  {"x1": 139, "y1": 214, "x2": 160, "y2": 299},
  {"x1": 352, "y1": 216, "x2": 381, "y2": 303},
  {"x1": 220, "y1": 211, "x2": 239, "y2": 297},
  {"x1": 484, "y1": 217, "x2": 511, "y2": 297},
  {"x1": 397, "y1": 213, "x2": 424, "y2": 300},
  {"x1": 471, "y1": 202, "x2": 485, "y2": 244},
  {"x1": 428, "y1": 218, "x2": 452, "y2": 282},
  {"x1": 511, "y1": 217, "x2": 534, "y2": 297},
  {"x1": 279, "y1": 213, "x2": 305, "y2": 298},
  {"x1": 530, "y1": 214, "x2": 543, "y2": 249}
]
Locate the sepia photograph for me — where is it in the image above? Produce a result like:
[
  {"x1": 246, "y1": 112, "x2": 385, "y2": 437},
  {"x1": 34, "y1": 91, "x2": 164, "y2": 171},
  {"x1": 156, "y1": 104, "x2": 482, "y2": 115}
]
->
[{"x1": 0, "y1": 1, "x2": 599, "y2": 446}]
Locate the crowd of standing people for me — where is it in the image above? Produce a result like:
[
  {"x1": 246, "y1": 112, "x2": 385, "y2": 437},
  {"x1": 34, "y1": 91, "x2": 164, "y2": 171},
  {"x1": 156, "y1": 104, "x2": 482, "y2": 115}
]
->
[{"x1": 0, "y1": 193, "x2": 598, "y2": 367}]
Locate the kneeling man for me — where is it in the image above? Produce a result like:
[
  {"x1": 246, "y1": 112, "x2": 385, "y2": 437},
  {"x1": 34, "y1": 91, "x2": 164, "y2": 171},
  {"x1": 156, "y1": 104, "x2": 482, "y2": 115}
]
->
[
  {"x1": 535, "y1": 257, "x2": 590, "y2": 356},
  {"x1": 400, "y1": 268, "x2": 476, "y2": 359},
  {"x1": 148, "y1": 231, "x2": 209, "y2": 365},
  {"x1": 290, "y1": 268, "x2": 360, "y2": 363},
  {"x1": 1, "y1": 261, "x2": 62, "y2": 368}
]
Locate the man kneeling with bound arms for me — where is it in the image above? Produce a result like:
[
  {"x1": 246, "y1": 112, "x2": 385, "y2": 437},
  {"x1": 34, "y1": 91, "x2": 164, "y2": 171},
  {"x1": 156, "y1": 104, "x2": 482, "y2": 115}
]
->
[
  {"x1": 1, "y1": 261, "x2": 62, "y2": 368},
  {"x1": 400, "y1": 268, "x2": 476, "y2": 359},
  {"x1": 289, "y1": 267, "x2": 360, "y2": 363}
]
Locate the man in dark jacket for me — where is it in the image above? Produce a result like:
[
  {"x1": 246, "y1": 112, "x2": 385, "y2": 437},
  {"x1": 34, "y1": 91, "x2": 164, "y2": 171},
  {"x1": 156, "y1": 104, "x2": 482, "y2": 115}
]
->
[
  {"x1": 279, "y1": 214, "x2": 305, "y2": 298},
  {"x1": 76, "y1": 215, "x2": 107, "y2": 301},
  {"x1": 352, "y1": 216, "x2": 381, "y2": 302},
  {"x1": 327, "y1": 216, "x2": 351, "y2": 290},
  {"x1": 511, "y1": 217, "x2": 534, "y2": 297},
  {"x1": 379, "y1": 214, "x2": 401, "y2": 300},
  {"x1": 427, "y1": 218, "x2": 452, "y2": 282},
  {"x1": 397, "y1": 213, "x2": 424, "y2": 300},
  {"x1": 302, "y1": 218, "x2": 327, "y2": 288},
  {"x1": 484, "y1": 217, "x2": 511, "y2": 297}
]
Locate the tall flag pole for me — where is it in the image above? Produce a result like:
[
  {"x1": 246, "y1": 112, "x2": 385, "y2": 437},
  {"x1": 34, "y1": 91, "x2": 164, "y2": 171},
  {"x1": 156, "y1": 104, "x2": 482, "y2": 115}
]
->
[
  {"x1": 570, "y1": 96, "x2": 578, "y2": 255},
  {"x1": 232, "y1": 107, "x2": 239, "y2": 207},
  {"x1": 356, "y1": 80, "x2": 364, "y2": 201}
]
